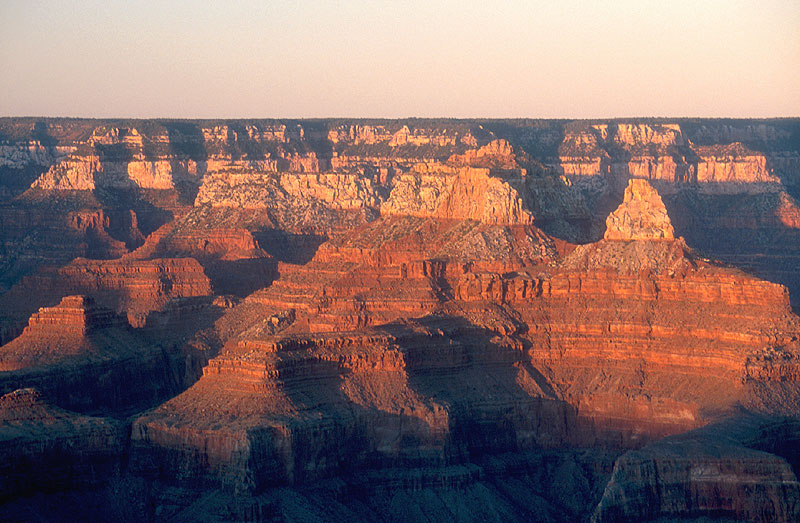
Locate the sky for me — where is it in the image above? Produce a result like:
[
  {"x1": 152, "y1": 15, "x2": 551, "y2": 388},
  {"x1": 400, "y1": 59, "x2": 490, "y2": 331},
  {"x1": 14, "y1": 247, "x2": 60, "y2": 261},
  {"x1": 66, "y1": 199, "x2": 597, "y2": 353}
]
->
[{"x1": 1, "y1": 0, "x2": 798, "y2": 119}]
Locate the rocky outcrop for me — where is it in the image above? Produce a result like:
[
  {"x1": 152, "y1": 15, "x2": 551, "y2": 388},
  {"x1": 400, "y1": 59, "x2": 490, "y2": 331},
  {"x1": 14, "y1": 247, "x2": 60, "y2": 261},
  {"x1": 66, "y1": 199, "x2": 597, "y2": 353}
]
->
[
  {"x1": 129, "y1": 313, "x2": 583, "y2": 493},
  {"x1": 2, "y1": 117, "x2": 800, "y2": 520},
  {"x1": 195, "y1": 171, "x2": 382, "y2": 212},
  {"x1": 558, "y1": 123, "x2": 781, "y2": 193},
  {"x1": 127, "y1": 189, "x2": 800, "y2": 495},
  {"x1": 327, "y1": 123, "x2": 478, "y2": 149},
  {"x1": 130, "y1": 221, "x2": 277, "y2": 296},
  {"x1": 0, "y1": 388, "x2": 125, "y2": 500},
  {"x1": 610, "y1": 123, "x2": 684, "y2": 147},
  {"x1": 31, "y1": 155, "x2": 181, "y2": 191},
  {"x1": 0, "y1": 256, "x2": 212, "y2": 339},
  {"x1": 193, "y1": 139, "x2": 538, "y2": 229},
  {"x1": 20, "y1": 295, "x2": 120, "y2": 339},
  {"x1": 447, "y1": 139, "x2": 517, "y2": 169},
  {"x1": 4, "y1": 117, "x2": 797, "y2": 298},
  {"x1": 604, "y1": 179, "x2": 675, "y2": 240},
  {"x1": 382, "y1": 165, "x2": 534, "y2": 225},
  {"x1": 0, "y1": 142, "x2": 73, "y2": 170},
  {"x1": 0, "y1": 202, "x2": 145, "y2": 293},
  {"x1": 695, "y1": 143, "x2": 776, "y2": 185},
  {"x1": 592, "y1": 417, "x2": 800, "y2": 522},
  {"x1": 0, "y1": 295, "x2": 215, "y2": 413}
]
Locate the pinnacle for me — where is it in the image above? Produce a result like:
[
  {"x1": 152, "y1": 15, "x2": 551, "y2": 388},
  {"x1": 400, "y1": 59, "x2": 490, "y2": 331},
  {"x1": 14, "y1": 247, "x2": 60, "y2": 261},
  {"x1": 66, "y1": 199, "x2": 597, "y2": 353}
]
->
[{"x1": 604, "y1": 179, "x2": 675, "y2": 241}]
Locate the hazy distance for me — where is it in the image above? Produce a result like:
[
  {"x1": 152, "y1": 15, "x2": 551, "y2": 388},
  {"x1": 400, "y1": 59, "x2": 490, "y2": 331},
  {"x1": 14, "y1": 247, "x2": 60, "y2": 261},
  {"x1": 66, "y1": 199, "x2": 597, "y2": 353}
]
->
[{"x1": 1, "y1": 0, "x2": 798, "y2": 118}]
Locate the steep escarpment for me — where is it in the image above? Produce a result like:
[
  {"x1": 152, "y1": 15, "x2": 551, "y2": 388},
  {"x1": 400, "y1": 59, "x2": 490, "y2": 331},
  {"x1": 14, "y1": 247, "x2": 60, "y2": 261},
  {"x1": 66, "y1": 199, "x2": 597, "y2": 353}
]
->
[
  {"x1": 666, "y1": 189, "x2": 800, "y2": 309},
  {"x1": 603, "y1": 178, "x2": 674, "y2": 240},
  {"x1": 511, "y1": 182, "x2": 800, "y2": 437},
  {"x1": 130, "y1": 312, "x2": 584, "y2": 494},
  {"x1": 550, "y1": 119, "x2": 800, "y2": 303},
  {"x1": 593, "y1": 416, "x2": 800, "y2": 522},
  {"x1": 127, "y1": 180, "x2": 800, "y2": 519},
  {"x1": 0, "y1": 388, "x2": 125, "y2": 500},
  {"x1": 0, "y1": 255, "x2": 211, "y2": 345},
  {"x1": 6, "y1": 117, "x2": 796, "y2": 299},
  {"x1": 1, "y1": 118, "x2": 800, "y2": 521},
  {"x1": 381, "y1": 164, "x2": 534, "y2": 226},
  {"x1": 0, "y1": 295, "x2": 209, "y2": 413},
  {"x1": 557, "y1": 122, "x2": 781, "y2": 190},
  {"x1": 127, "y1": 221, "x2": 276, "y2": 297},
  {"x1": 0, "y1": 196, "x2": 147, "y2": 293},
  {"x1": 190, "y1": 139, "x2": 543, "y2": 232}
]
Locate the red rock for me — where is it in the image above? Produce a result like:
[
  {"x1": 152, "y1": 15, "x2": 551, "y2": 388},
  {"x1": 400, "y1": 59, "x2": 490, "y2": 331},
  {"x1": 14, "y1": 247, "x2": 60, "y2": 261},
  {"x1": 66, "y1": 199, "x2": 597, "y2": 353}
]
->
[
  {"x1": 0, "y1": 294, "x2": 216, "y2": 412},
  {"x1": 0, "y1": 256, "x2": 212, "y2": 335},
  {"x1": 2, "y1": 118, "x2": 800, "y2": 520}
]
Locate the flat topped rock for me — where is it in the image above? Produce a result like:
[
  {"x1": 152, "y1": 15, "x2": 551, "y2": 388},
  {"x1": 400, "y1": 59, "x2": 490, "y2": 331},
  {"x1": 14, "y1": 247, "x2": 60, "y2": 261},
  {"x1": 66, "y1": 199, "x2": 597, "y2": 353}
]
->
[
  {"x1": 604, "y1": 178, "x2": 675, "y2": 241},
  {"x1": 23, "y1": 294, "x2": 120, "y2": 337}
]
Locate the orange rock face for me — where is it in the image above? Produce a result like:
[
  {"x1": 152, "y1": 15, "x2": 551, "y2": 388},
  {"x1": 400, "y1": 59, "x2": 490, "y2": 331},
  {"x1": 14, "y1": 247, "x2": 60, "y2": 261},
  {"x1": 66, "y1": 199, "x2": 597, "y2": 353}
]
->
[
  {"x1": 130, "y1": 183, "x2": 800, "y2": 508},
  {"x1": 2, "y1": 118, "x2": 800, "y2": 521},
  {"x1": 604, "y1": 179, "x2": 675, "y2": 240},
  {"x1": 1, "y1": 256, "x2": 212, "y2": 331}
]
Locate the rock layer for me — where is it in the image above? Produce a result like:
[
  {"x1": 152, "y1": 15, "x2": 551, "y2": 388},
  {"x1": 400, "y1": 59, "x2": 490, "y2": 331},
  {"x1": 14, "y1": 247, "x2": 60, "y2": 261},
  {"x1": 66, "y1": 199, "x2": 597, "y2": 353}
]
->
[
  {"x1": 593, "y1": 417, "x2": 800, "y2": 522},
  {"x1": 2, "y1": 117, "x2": 800, "y2": 521},
  {"x1": 0, "y1": 388, "x2": 125, "y2": 500},
  {"x1": 129, "y1": 183, "x2": 800, "y2": 504}
]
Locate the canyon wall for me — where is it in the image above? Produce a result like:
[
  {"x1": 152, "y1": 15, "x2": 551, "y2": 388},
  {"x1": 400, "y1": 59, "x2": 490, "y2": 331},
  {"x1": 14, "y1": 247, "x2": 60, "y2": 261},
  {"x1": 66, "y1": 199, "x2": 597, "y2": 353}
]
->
[{"x1": 1, "y1": 118, "x2": 800, "y2": 521}]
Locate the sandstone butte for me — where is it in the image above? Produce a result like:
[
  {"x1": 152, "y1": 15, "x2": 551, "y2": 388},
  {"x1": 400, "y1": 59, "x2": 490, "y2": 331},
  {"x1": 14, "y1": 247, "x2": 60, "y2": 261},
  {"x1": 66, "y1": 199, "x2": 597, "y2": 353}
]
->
[{"x1": 1, "y1": 118, "x2": 800, "y2": 521}]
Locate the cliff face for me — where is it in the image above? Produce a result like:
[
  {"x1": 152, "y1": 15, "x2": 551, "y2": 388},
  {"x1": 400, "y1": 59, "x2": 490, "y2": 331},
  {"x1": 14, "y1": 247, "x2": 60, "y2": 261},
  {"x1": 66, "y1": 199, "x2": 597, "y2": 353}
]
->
[
  {"x1": 557, "y1": 122, "x2": 781, "y2": 191},
  {"x1": 0, "y1": 256, "x2": 211, "y2": 336},
  {"x1": 128, "y1": 181, "x2": 800, "y2": 513},
  {"x1": 192, "y1": 139, "x2": 536, "y2": 231},
  {"x1": 0, "y1": 295, "x2": 211, "y2": 413},
  {"x1": 603, "y1": 179, "x2": 675, "y2": 240},
  {"x1": 592, "y1": 417, "x2": 800, "y2": 522},
  {"x1": 3, "y1": 118, "x2": 798, "y2": 298},
  {"x1": 0, "y1": 388, "x2": 125, "y2": 501},
  {"x1": 382, "y1": 155, "x2": 534, "y2": 226},
  {"x1": 2, "y1": 117, "x2": 800, "y2": 521},
  {"x1": 30, "y1": 126, "x2": 198, "y2": 192}
]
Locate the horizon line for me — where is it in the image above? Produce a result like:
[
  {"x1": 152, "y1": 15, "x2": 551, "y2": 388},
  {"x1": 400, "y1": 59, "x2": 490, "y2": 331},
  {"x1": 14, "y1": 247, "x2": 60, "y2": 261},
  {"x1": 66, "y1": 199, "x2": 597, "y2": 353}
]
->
[{"x1": 3, "y1": 115, "x2": 800, "y2": 121}]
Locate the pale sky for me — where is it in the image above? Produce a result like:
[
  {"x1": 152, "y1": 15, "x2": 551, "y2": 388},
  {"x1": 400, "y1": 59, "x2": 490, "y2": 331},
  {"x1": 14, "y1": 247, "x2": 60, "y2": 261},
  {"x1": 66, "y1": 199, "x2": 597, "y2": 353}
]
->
[{"x1": 1, "y1": 0, "x2": 798, "y2": 118}]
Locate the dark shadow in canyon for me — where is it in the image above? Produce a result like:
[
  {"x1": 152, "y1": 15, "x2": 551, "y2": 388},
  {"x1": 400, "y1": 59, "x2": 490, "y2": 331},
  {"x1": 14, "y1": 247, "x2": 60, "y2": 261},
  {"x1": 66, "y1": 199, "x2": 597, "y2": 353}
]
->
[
  {"x1": 0, "y1": 121, "x2": 56, "y2": 201},
  {"x1": 162, "y1": 121, "x2": 209, "y2": 205},
  {"x1": 662, "y1": 189, "x2": 800, "y2": 308},
  {"x1": 0, "y1": 293, "x2": 227, "y2": 416},
  {"x1": 252, "y1": 230, "x2": 327, "y2": 265},
  {"x1": 382, "y1": 315, "x2": 575, "y2": 459},
  {"x1": 540, "y1": 173, "x2": 800, "y2": 308},
  {"x1": 201, "y1": 257, "x2": 278, "y2": 298},
  {"x1": 92, "y1": 188, "x2": 174, "y2": 244}
]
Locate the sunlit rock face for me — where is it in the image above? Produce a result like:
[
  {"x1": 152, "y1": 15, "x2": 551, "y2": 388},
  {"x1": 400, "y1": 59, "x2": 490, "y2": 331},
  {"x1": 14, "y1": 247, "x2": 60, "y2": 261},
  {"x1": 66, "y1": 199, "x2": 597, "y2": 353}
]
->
[
  {"x1": 2, "y1": 117, "x2": 800, "y2": 521},
  {"x1": 604, "y1": 179, "x2": 675, "y2": 240}
]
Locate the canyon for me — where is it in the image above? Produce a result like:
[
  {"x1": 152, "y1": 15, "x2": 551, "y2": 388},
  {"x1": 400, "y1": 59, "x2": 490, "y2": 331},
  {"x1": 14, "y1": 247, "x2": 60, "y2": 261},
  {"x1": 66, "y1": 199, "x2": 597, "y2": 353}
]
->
[{"x1": 1, "y1": 118, "x2": 800, "y2": 521}]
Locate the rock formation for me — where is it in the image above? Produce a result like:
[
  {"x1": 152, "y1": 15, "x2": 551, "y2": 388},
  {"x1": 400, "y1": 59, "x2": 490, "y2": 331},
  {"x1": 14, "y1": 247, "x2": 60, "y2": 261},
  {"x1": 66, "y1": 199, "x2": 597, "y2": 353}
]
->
[
  {"x1": 604, "y1": 178, "x2": 675, "y2": 240},
  {"x1": 0, "y1": 295, "x2": 212, "y2": 412},
  {"x1": 128, "y1": 180, "x2": 800, "y2": 520},
  {"x1": 0, "y1": 388, "x2": 125, "y2": 501},
  {"x1": 382, "y1": 164, "x2": 534, "y2": 226},
  {"x1": 0, "y1": 255, "x2": 212, "y2": 339},
  {"x1": 592, "y1": 416, "x2": 800, "y2": 522},
  {"x1": 1, "y1": 117, "x2": 800, "y2": 521}
]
